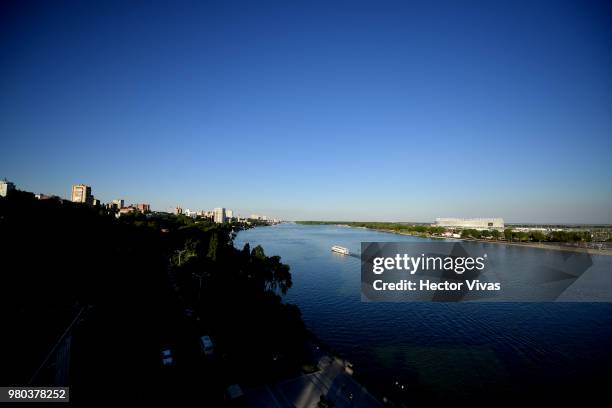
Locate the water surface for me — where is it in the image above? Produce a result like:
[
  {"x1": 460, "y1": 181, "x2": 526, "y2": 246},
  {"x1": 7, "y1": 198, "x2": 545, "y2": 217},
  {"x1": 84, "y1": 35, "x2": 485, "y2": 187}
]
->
[{"x1": 235, "y1": 223, "x2": 612, "y2": 401}]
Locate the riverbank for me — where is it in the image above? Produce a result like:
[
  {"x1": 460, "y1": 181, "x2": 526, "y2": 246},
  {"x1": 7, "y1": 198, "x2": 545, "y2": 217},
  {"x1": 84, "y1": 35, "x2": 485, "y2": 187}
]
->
[
  {"x1": 243, "y1": 333, "x2": 384, "y2": 407},
  {"x1": 366, "y1": 227, "x2": 612, "y2": 256},
  {"x1": 243, "y1": 355, "x2": 382, "y2": 407}
]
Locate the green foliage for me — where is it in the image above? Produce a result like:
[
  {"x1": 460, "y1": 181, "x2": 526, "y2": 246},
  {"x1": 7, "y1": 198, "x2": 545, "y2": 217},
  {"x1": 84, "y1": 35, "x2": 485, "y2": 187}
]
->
[
  {"x1": 165, "y1": 214, "x2": 305, "y2": 381},
  {"x1": 2, "y1": 193, "x2": 307, "y2": 394},
  {"x1": 480, "y1": 229, "x2": 492, "y2": 238},
  {"x1": 429, "y1": 226, "x2": 446, "y2": 234},
  {"x1": 297, "y1": 221, "x2": 596, "y2": 244},
  {"x1": 251, "y1": 244, "x2": 266, "y2": 260},
  {"x1": 461, "y1": 229, "x2": 482, "y2": 239},
  {"x1": 549, "y1": 230, "x2": 591, "y2": 242},
  {"x1": 297, "y1": 221, "x2": 450, "y2": 236},
  {"x1": 515, "y1": 231, "x2": 529, "y2": 242},
  {"x1": 242, "y1": 242, "x2": 251, "y2": 256},
  {"x1": 207, "y1": 233, "x2": 219, "y2": 261},
  {"x1": 1, "y1": 192, "x2": 171, "y2": 394}
]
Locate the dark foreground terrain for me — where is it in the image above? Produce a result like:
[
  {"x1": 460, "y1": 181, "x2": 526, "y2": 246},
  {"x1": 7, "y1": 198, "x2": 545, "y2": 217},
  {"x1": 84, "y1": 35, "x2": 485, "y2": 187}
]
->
[{"x1": 0, "y1": 191, "x2": 308, "y2": 405}]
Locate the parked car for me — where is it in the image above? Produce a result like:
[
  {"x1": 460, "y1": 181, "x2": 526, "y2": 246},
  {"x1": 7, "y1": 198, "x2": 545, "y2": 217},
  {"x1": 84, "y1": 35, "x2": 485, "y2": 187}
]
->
[
  {"x1": 225, "y1": 384, "x2": 244, "y2": 406},
  {"x1": 161, "y1": 349, "x2": 173, "y2": 366},
  {"x1": 199, "y1": 335, "x2": 214, "y2": 356}
]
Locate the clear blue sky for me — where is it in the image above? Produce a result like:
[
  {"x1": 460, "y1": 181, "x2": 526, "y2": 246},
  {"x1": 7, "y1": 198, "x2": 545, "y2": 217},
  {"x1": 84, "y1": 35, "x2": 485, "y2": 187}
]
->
[{"x1": 1, "y1": 0, "x2": 611, "y2": 223}]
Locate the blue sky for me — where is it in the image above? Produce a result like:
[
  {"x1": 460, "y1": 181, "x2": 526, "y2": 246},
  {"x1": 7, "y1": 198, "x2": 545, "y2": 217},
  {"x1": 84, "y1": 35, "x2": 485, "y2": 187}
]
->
[{"x1": 1, "y1": 0, "x2": 611, "y2": 223}]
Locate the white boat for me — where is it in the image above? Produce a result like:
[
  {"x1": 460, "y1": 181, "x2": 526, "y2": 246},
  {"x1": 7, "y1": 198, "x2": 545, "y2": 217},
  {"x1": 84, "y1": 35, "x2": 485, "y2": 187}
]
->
[{"x1": 331, "y1": 245, "x2": 349, "y2": 255}]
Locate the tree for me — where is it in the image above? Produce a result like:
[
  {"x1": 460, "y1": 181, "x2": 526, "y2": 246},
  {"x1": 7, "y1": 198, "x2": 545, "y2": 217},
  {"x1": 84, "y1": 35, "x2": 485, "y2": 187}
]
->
[
  {"x1": 516, "y1": 231, "x2": 529, "y2": 242},
  {"x1": 241, "y1": 242, "x2": 251, "y2": 258},
  {"x1": 207, "y1": 233, "x2": 219, "y2": 261},
  {"x1": 460, "y1": 229, "x2": 481, "y2": 239},
  {"x1": 504, "y1": 229, "x2": 513, "y2": 241},
  {"x1": 252, "y1": 245, "x2": 266, "y2": 260}
]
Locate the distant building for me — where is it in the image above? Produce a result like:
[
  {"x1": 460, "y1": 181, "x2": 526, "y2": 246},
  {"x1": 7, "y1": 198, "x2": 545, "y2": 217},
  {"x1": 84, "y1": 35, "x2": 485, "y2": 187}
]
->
[
  {"x1": 252, "y1": 214, "x2": 269, "y2": 221},
  {"x1": 136, "y1": 203, "x2": 151, "y2": 213},
  {"x1": 175, "y1": 206, "x2": 183, "y2": 215},
  {"x1": 226, "y1": 209, "x2": 233, "y2": 219},
  {"x1": 0, "y1": 179, "x2": 16, "y2": 197},
  {"x1": 214, "y1": 207, "x2": 226, "y2": 223},
  {"x1": 118, "y1": 206, "x2": 136, "y2": 217},
  {"x1": 92, "y1": 198, "x2": 101, "y2": 206},
  {"x1": 112, "y1": 199, "x2": 124, "y2": 209},
  {"x1": 35, "y1": 193, "x2": 61, "y2": 201},
  {"x1": 434, "y1": 217, "x2": 505, "y2": 231},
  {"x1": 71, "y1": 184, "x2": 93, "y2": 205}
]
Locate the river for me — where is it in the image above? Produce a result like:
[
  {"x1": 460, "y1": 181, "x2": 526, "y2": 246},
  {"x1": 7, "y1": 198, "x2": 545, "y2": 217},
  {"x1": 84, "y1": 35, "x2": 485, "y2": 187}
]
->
[{"x1": 235, "y1": 223, "x2": 612, "y2": 402}]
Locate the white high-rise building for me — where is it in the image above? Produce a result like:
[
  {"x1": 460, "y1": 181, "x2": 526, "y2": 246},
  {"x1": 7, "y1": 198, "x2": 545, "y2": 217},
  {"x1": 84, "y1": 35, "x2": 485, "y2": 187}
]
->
[
  {"x1": 71, "y1": 184, "x2": 93, "y2": 205},
  {"x1": 214, "y1": 207, "x2": 226, "y2": 223},
  {"x1": 0, "y1": 179, "x2": 15, "y2": 197},
  {"x1": 226, "y1": 209, "x2": 233, "y2": 219}
]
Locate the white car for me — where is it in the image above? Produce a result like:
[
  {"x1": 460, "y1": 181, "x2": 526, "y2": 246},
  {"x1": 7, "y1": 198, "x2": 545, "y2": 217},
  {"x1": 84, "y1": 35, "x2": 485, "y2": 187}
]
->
[{"x1": 161, "y1": 349, "x2": 173, "y2": 366}]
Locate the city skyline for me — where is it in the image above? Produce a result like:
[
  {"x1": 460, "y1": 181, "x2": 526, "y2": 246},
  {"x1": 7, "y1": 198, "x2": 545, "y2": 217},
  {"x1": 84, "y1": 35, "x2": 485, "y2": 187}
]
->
[
  {"x1": 3, "y1": 178, "x2": 611, "y2": 225},
  {"x1": 2, "y1": 1, "x2": 611, "y2": 223}
]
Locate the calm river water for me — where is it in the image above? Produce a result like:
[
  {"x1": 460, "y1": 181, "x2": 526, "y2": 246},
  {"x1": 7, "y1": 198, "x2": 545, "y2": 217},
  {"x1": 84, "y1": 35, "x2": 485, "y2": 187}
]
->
[{"x1": 235, "y1": 223, "x2": 612, "y2": 402}]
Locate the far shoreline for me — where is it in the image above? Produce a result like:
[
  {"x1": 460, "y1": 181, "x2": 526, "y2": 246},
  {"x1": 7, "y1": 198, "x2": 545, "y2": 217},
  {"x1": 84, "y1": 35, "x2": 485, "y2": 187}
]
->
[{"x1": 303, "y1": 223, "x2": 612, "y2": 257}]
